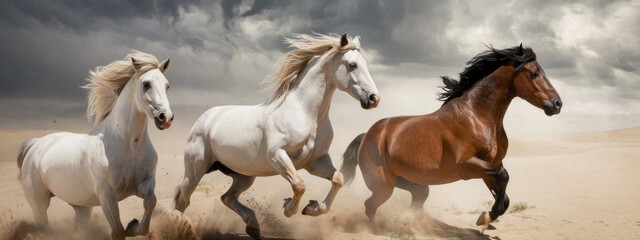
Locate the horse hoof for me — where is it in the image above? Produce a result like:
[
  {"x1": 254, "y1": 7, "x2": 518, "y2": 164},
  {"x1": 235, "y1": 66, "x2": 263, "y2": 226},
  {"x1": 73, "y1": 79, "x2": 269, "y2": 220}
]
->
[
  {"x1": 246, "y1": 226, "x2": 262, "y2": 239},
  {"x1": 282, "y1": 197, "x2": 298, "y2": 217},
  {"x1": 125, "y1": 218, "x2": 139, "y2": 236},
  {"x1": 282, "y1": 198, "x2": 292, "y2": 208},
  {"x1": 475, "y1": 211, "x2": 491, "y2": 227},
  {"x1": 302, "y1": 200, "x2": 321, "y2": 216}
]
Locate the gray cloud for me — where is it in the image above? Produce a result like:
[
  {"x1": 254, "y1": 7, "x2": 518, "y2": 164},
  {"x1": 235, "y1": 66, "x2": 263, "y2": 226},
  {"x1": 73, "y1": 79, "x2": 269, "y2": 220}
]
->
[
  {"x1": 0, "y1": 0, "x2": 638, "y2": 112},
  {"x1": 0, "y1": 0, "x2": 198, "y2": 30}
]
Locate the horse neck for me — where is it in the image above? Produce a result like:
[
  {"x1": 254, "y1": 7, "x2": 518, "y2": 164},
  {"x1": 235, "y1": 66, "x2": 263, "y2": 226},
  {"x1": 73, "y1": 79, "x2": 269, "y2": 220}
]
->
[
  {"x1": 283, "y1": 57, "x2": 336, "y2": 123},
  {"x1": 459, "y1": 66, "x2": 516, "y2": 127},
  {"x1": 90, "y1": 78, "x2": 148, "y2": 146}
]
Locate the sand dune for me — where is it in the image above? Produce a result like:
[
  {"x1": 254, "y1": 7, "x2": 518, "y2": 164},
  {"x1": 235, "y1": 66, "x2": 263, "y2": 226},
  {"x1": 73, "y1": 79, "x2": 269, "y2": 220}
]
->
[{"x1": 1, "y1": 127, "x2": 639, "y2": 239}]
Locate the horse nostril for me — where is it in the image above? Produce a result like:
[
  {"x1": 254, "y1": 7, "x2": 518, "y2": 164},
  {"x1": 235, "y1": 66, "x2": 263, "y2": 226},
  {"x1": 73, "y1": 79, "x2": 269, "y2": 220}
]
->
[
  {"x1": 169, "y1": 114, "x2": 175, "y2": 122},
  {"x1": 158, "y1": 113, "x2": 165, "y2": 120},
  {"x1": 554, "y1": 99, "x2": 563, "y2": 108},
  {"x1": 369, "y1": 94, "x2": 381, "y2": 103}
]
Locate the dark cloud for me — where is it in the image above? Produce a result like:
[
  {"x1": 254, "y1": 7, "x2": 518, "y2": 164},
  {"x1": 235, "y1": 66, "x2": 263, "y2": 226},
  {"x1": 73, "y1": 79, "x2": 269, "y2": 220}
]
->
[
  {"x1": 0, "y1": 0, "x2": 638, "y2": 104},
  {"x1": 0, "y1": 0, "x2": 204, "y2": 30}
]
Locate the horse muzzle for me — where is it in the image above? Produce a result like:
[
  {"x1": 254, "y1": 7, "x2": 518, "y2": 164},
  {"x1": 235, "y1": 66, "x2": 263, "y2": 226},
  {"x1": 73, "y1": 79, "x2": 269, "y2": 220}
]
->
[
  {"x1": 154, "y1": 113, "x2": 174, "y2": 130},
  {"x1": 360, "y1": 94, "x2": 381, "y2": 109},
  {"x1": 543, "y1": 98, "x2": 562, "y2": 116}
]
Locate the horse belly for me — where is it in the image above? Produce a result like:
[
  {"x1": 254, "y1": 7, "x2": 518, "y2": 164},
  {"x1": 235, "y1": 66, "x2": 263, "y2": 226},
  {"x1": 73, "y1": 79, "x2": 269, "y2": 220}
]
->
[
  {"x1": 39, "y1": 138, "x2": 100, "y2": 206},
  {"x1": 392, "y1": 155, "x2": 461, "y2": 185},
  {"x1": 213, "y1": 135, "x2": 318, "y2": 176},
  {"x1": 211, "y1": 127, "x2": 277, "y2": 176},
  {"x1": 409, "y1": 169, "x2": 461, "y2": 185},
  {"x1": 220, "y1": 155, "x2": 278, "y2": 176}
]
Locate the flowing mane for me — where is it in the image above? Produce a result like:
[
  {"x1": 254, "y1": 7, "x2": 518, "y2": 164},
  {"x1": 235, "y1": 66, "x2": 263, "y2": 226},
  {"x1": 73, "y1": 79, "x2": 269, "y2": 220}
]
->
[
  {"x1": 83, "y1": 51, "x2": 160, "y2": 124},
  {"x1": 264, "y1": 33, "x2": 361, "y2": 103},
  {"x1": 438, "y1": 44, "x2": 537, "y2": 105}
]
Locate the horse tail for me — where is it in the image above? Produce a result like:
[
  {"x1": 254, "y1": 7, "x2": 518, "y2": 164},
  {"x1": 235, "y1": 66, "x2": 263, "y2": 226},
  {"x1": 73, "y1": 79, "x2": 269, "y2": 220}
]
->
[
  {"x1": 340, "y1": 133, "x2": 365, "y2": 185},
  {"x1": 17, "y1": 138, "x2": 38, "y2": 177}
]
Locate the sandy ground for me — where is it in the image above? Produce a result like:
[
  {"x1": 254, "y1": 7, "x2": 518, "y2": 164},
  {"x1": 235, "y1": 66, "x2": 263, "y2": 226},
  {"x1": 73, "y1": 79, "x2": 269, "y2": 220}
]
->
[{"x1": 1, "y1": 124, "x2": 640, "y2": 240}]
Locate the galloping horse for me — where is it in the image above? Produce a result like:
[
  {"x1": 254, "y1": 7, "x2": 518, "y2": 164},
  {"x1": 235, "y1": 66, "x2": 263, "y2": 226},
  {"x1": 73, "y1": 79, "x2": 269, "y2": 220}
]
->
[
  {"x1": 173, "y1": 33, "x2": 380, "y2": 238},
  {"x1": 341, "y1": 45, "x2": 562, "y2": 228},
  {"x1": 17, "y1": 51, "x2": 173, "y2": 240}
]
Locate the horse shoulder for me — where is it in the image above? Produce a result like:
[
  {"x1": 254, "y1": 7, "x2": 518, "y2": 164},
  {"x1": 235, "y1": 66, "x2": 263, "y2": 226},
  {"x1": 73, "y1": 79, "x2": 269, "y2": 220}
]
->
[
  {"x1": 437, "y1": 106, "x2": 497, "y2": 162},
  {"x1": 266, "y1": 107, "x2": 314, "y2": 151},
  {"x1": 85, "y1": 133, "x2": 112, "y2": 174},
  {"x1": 265, "y1": 107, "x2": 325, "y2": 167}
]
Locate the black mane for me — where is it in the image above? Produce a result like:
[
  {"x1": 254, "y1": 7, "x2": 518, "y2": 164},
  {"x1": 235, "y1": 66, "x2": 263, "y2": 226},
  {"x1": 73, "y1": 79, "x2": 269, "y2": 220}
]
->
[{"x1": 438, "y1": 44, "x2": 536, "y2": 105}]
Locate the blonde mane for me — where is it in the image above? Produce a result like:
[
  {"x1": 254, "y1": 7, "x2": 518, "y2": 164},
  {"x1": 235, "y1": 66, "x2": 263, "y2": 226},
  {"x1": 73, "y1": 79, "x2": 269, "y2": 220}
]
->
[
  {"x1": 264, "y1": 33, "x2": 361, "y2": 103},
  {"x1": 83, "y1": 51, "x2": 160, "y2": 125}
]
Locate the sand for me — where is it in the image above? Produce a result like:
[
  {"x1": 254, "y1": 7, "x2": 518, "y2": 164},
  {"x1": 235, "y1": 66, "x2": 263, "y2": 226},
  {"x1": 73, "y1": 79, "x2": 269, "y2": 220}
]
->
[{"x1": 1, "y1": 125, "x2": 639, "y2": 240}]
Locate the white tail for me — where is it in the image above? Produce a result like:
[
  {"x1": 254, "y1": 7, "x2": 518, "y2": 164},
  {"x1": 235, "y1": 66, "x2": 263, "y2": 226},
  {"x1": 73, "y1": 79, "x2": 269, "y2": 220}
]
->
[
  {"x1": 17, "y1": 138, "x2": 38, "y2": 176},
  {"x1": 340, "y1": 133, "x2": 365, "y2": 185}
]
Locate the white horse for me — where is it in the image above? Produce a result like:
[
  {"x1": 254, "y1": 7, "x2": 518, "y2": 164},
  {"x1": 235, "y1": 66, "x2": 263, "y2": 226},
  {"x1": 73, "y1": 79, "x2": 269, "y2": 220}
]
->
[
  {"x1": 173, "y1": 33, "x2": 380, "y2": 238},
  {"x1": 17, "y1": 51, "x2": 173, "y2": 240}
]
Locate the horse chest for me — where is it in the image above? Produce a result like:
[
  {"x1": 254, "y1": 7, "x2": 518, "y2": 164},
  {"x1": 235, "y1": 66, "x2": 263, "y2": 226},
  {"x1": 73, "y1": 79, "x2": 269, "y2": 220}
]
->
[
  {"x1": 287, "y1": 128, "x2": 331, "y2": 168},
  {"x1": 475, "y1": 137, "x2": 504, "y2": 164},
  {"x1": 469, "y1": 120, "x2": 509, "y2": 165},
  {"x1": 485, "y1": 143, "x2": 499, "y2": 162},
  {"x1": 288, "y1": 133, "x2": 325, "y2": 167},
  {"x1": 107, "y1": 150, "x2": 156, "y2": 196}
]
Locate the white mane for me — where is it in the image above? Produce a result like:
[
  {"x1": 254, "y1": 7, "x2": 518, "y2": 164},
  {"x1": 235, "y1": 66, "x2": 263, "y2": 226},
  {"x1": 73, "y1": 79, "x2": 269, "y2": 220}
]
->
[
  {"x1": 264, "y1": 33, "x2": 361, "y2": 103},
  {"x1": 83, "y1": 51, "x2": 159, "y2": 124}
]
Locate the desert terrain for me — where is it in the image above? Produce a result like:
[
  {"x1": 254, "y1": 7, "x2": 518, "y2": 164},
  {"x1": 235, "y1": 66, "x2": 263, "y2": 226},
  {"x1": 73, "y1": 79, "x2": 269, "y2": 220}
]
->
[{"x1": 1, "y1": 109, "x2": 639, "y2": 240}]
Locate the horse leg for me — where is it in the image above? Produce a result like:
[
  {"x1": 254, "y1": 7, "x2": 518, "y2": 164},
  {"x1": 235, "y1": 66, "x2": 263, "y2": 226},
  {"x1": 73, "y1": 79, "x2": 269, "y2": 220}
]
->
[
  {"x1": 220, "y1": 171, "x2": 260, "y2": 239},
  {"x1": 364, "y1": 184, "x2": 394, "y2": 220},
  {"x1": 270, "y1": 149, "x2": 305, "y2": 217},
  {"x1": 174, "y1": 135, "x2": 212, "y2": 212},
  {"x1": 358, "y1": 153, "x2": 395, "y2": 220},
  {"x1": 461, "y1": 157, "x2": 509, "y2": 228},
  {"x1": 22, "y1": 170, "x2": 52, "y2": 229},
  {"x1": 71, "y1": 204, "x2": 93, "y2": 228},
  {"x1": 97, "y1": 187, "x2": 125, "y2": 240},
  {"x1": 26, "y1": 191, "x2": 51, "y2": 229},
  {"x1": 395, "y1": 176, "x2": 429, "y2": 212},
  {"x1": 301, "y1": 154, "x2": 343, "y2": 216},
  {"x1": 125, "y1": 177, "x2": 156, "y2": 237},
  {"x1": 478, "y1": 169, "x2": 510, "y2": 225},
  {"x1": 362, "y1": 170, "x2": 395, "y2": 220}
]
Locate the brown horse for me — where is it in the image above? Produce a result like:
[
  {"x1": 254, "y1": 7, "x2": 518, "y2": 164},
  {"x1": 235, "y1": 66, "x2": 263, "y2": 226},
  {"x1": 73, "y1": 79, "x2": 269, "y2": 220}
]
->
[{"x1": 340, "y1": 44, "x2": 562, "y2": 228}]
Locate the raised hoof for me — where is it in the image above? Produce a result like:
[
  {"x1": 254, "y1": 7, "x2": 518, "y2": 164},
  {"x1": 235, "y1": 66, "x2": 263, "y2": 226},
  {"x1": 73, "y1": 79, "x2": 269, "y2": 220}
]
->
[
  {"x1": 282, "y1": 197, "x2": 292, "y2": 208},
  {"x1": 301, "y1": 200, "x2": 322, "y2": 216},
  {"x1": 246, "y1": 226, "x2": 262, "y2": 239},
  {"x1": 125, "y1": 218, "x2": 139, "y2": 236},
  {"x1": 475, "y1": 211, "x2": 491, "y2": 228},
  {"x1": 283, "y1": 197, "x2": 296, "y2": 217}
]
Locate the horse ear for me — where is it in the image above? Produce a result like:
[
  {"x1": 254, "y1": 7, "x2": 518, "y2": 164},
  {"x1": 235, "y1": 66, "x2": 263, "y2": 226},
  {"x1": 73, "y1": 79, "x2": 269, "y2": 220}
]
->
[
  {"x1": 517, "y1": 43, "x2": 524, "y2": 55},
  {"x1": 159, "y1": 58, "x2": 170, "y2": 73},
  {"x1": 340, "y1": 33, "x2": 348, "y2": 47},
  {"x1": 131, "y1": 57, "x2": 143, "y2": 71}
]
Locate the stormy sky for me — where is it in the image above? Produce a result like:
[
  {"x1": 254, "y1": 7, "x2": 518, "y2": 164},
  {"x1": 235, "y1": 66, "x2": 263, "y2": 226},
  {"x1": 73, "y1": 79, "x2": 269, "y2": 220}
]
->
[{"x1": 0, "y1": 0, "x2": 639, "y2": 134}]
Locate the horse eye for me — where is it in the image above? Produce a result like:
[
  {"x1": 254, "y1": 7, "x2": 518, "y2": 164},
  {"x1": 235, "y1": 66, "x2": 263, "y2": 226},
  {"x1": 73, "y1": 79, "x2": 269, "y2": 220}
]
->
[
  {"x1": 530, "y1": 71, "x2": 539, "y2": 78},
  {"x1": 349, "y1": 63, "x2": 357, "y2": 69},
  {"x1": 143, "y1": 82, "x2": 151, "y2": 90}
]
